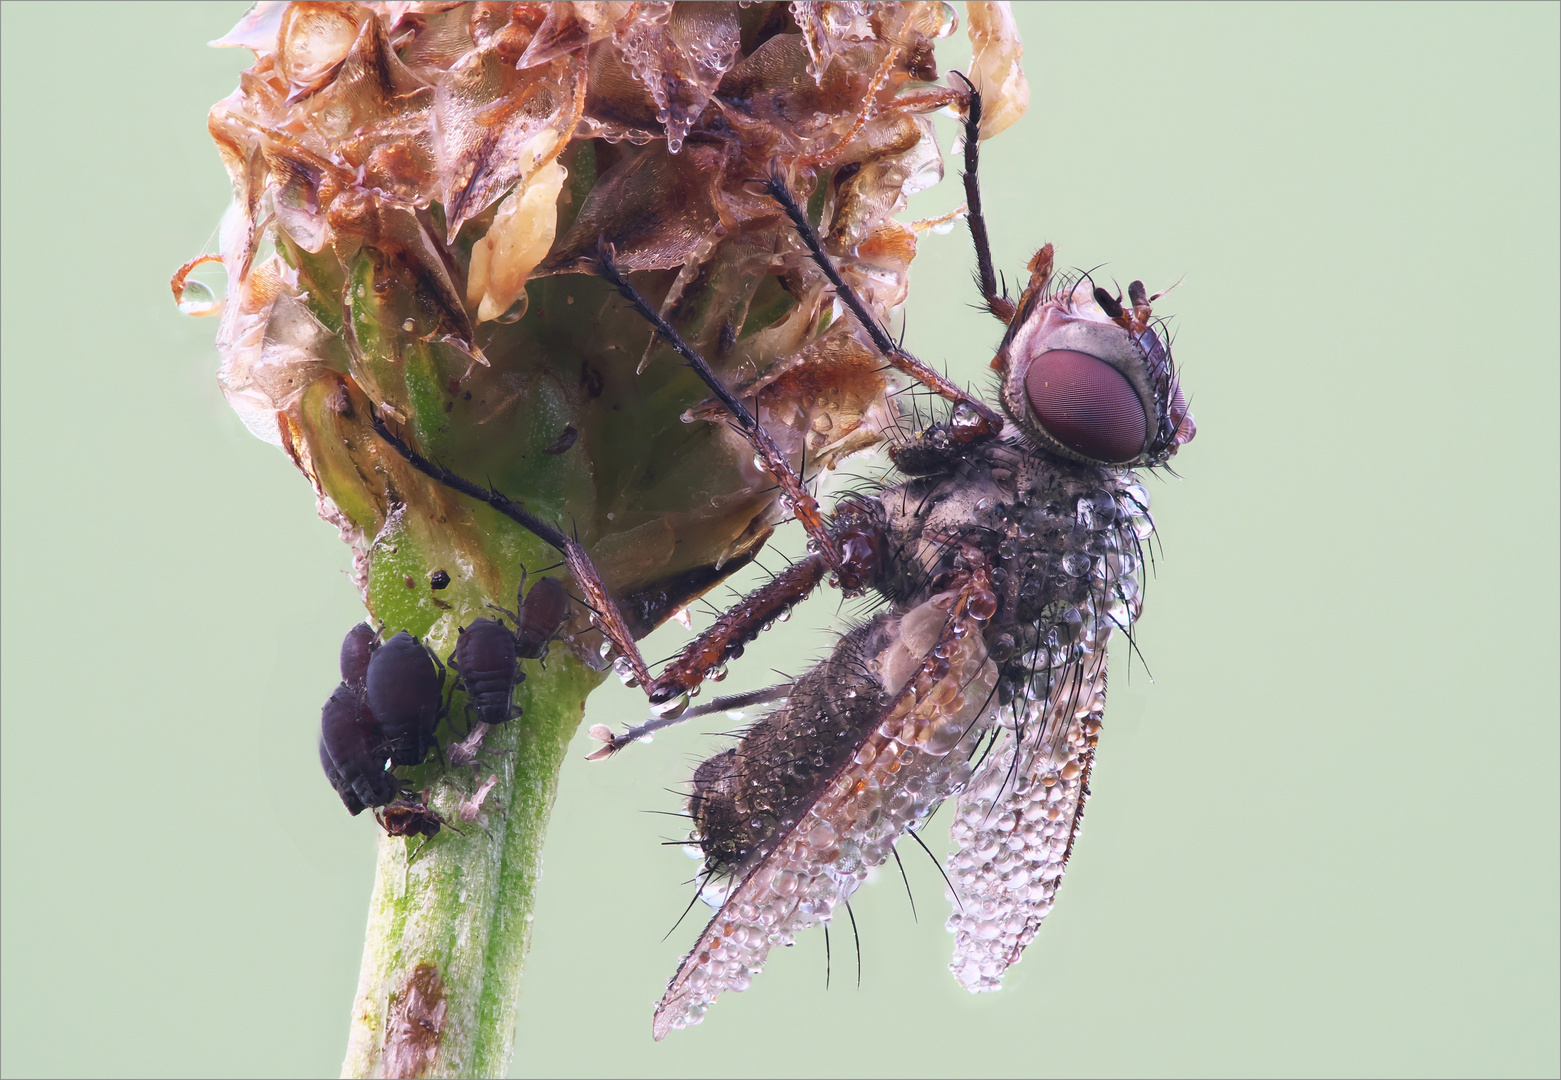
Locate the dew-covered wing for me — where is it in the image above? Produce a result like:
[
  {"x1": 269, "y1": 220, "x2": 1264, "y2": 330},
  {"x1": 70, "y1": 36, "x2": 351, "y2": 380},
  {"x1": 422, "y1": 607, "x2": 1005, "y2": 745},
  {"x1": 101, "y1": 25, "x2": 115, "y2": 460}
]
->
[
  {"x1": 945, "y1": 647, "x2": 1107, "y2": 991},
  {"x1": 652, "y1": 574, "x2": 1001, "y2": 1039}
]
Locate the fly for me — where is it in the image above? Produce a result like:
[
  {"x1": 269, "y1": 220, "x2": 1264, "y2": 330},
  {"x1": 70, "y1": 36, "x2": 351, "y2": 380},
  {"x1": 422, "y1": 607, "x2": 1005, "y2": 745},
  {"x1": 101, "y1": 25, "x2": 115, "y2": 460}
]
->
[{"x1": 373, "y1": 77, "x2": 1195, "y2": 1037}]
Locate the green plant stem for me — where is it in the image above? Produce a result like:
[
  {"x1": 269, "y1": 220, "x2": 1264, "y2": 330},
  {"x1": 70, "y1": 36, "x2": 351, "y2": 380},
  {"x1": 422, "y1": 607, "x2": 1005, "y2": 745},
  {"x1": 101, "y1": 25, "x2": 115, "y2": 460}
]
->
[{"x1": 340, "y1": 654, "x2": 605, "y2": 1079}]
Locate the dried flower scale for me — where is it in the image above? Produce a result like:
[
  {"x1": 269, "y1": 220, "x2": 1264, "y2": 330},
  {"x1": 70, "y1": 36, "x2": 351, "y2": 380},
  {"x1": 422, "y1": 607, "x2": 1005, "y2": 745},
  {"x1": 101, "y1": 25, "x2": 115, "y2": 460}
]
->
[
  {"x1": 200, "y1": 0, "x2": 1022, "y2": 620},
  {"x1": 186, "y1": 0, "x2": 1192, "y2": 1066}
]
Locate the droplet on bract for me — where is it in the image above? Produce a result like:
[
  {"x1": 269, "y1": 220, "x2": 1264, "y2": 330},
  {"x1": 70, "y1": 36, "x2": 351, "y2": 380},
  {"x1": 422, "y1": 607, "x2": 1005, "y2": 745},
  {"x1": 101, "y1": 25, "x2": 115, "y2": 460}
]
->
[
  {"x1": 936, "y1": 1, "x2": 958, "y2": 37},
  {"x1": 171, "y1": 253, "x2": 223, "y2": 317},
  {"x1": 177, "y1": 279, "x2": 220, "y2": 316}
]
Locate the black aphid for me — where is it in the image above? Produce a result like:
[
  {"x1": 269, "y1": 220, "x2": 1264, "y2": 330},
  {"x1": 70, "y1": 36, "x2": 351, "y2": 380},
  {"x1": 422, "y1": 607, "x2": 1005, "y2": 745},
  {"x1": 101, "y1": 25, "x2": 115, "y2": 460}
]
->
[
  {"x1": 340, "y1": 622, "x2": 379, "y2": 684},
  {"x1": 365, "y1": 631, "x2": 446, "y2": 767},
  {"x1": 514, "y1": 576, "x2": 568, "y2": 660},
  {"x1": 451, "y1": 617, "x2": 520, "y2": 726},
  {"x1": 320, "y1": 624, "x2": 397, "y2": 815},
  {"x1": 451, "y1": 576, "x2": 571, "y2": 727},
  {"x1": 319, "y1": 686, "x2": 400, "y2": 814}
]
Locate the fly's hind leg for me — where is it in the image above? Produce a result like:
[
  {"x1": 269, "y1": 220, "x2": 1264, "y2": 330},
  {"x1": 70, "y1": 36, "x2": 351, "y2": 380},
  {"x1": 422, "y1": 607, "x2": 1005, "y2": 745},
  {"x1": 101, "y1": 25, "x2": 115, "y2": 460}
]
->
[{"x1": 587, "y1": 682, "x2": 795, "y2": 761}]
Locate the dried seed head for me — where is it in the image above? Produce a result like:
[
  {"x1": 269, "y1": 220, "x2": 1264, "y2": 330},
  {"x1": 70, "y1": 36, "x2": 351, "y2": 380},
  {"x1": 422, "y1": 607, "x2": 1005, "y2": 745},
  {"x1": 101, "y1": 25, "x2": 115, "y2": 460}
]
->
[{"x1": 196, "y1": 2, "x2": 1027, "y2": 645}]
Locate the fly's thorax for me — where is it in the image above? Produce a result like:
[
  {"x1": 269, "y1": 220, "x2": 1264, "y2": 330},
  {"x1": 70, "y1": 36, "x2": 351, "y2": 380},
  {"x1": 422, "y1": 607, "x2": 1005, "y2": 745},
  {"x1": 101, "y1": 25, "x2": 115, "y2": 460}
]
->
[
  {"x1": 878, "y1": 442, "x2": 1024, "y2": 605},
  {"x1": 987, "y1": 466, "x2": 1153, "y2": 711}
]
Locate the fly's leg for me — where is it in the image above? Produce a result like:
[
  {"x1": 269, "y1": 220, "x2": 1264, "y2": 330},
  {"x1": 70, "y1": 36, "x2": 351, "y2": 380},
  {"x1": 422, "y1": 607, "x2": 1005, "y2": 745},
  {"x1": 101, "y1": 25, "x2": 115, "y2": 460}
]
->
[
  {"x1": 952, "y1": 72, "x2": 1014, "y2": 325},
  {"x1": 374, "y1": 409, "x2": 867, "y2": 719},
  {"x1": 371, "y1": 414, "x2": 657, "y2": 692},
  {"x1": 760, "y1": 163, "x2": 1005, "y2": 442},
  {"x1": 587, "y1": 682, "x2": 795, "y2": 760},
  {"x1": 588, "y1": 502, "x2": 883, "y2": 751},
  {"x1": 584, "y1": 550, "x2": 832, "y2": 755},
  {"x1": 594, "y1": 245, "x2": 869, "y2": 589},
  {"x1": 645, "y1": 552, "x2": 826, "y2": 699}
]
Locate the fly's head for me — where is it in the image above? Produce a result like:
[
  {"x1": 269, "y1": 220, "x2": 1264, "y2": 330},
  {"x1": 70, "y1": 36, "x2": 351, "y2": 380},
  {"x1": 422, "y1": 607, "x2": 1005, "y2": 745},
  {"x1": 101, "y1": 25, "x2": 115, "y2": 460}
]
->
[{"x1": 996, "y1": 249, "x2": 1197, "y2": 469}]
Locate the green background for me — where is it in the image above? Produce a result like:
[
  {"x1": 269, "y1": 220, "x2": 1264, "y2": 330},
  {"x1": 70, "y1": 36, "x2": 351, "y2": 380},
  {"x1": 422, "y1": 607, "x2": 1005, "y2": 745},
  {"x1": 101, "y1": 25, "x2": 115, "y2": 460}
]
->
[{"x1": 3, "y1": 2, "x2": 1556, "y2": 1076}]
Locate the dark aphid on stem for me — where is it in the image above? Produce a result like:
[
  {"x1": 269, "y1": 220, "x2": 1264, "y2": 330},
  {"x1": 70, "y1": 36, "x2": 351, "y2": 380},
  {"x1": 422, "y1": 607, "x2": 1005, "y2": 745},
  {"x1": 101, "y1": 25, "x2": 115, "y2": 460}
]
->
[
  {"x1": 451, "y1": 619, "x2": 520, "y2": 727},
  {"x1": 514, "y1": 576, "x2": 569, "y2": 661},
  {"x1": 319, "y1": 683, "x2": 398, "y2": 816},
  {"x1": 366, "y1": 631, "x2": 447, "y2": 768},
  {"x1": 340, "y1": 622, "x2": 379, "y2": 686},
  {"x1": 450, "y1": 576, "x2": 572, "y2": 728}
]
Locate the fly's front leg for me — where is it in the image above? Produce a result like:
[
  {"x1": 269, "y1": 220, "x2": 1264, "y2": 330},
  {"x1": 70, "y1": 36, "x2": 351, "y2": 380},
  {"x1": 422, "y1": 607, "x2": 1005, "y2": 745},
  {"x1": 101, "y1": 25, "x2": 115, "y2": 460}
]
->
[
  {"x1": 951, "y1": 72, "x2": 1015, "y2": 325},
  {"x1": 761, "y1": 163, "x2": 1005, "y2": 443},
  {"x1": 371, "y1": 414, "x2": 656, "y2": 691},
  {"x1": 594, "y1": 244, "x2": 868, "y2": 590}
]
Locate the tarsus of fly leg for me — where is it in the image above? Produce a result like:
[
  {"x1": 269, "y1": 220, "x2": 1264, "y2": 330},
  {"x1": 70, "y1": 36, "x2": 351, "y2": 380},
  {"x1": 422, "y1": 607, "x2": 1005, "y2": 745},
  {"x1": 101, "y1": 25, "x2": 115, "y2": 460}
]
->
[{"x1": 587, "y1": 682, "x2": 796, "y2": 760}]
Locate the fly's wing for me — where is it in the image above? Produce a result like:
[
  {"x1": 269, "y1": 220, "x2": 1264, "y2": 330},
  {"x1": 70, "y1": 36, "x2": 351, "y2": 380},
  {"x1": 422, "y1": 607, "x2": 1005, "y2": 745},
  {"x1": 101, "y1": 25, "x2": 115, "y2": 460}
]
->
[
  {"x1": 942, "y1": 474, "x2": 1153, "y2": 990},
  {"x1": 945, "y1": 646, "x2": 1107, "y2": 992},
  {"x1": 652, "y1": 571, "x2": 1001, "y2": 1039}
]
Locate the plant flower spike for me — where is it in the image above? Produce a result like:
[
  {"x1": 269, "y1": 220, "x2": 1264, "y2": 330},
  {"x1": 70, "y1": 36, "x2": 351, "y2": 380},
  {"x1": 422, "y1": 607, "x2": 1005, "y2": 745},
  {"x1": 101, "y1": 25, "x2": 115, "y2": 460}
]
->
[{"x1": 180, "y1": 2, "x2": 1141, "y2": 1076}]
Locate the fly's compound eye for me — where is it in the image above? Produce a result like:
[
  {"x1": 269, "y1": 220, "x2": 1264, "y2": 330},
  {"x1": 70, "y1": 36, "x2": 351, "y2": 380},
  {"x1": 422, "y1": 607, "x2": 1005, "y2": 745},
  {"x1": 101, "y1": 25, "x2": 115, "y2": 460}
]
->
[{"x1": 1024, "y1": 349, "x2": 1148, "y2": 463}]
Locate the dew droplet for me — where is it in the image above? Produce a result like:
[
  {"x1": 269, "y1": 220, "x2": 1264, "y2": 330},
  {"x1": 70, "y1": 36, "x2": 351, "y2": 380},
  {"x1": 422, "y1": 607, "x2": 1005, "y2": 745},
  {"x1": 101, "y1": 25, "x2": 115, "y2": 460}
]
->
[
  {"x1": 936, "y1": 1, "x2": 958, "y2": 37},
  {"x1": 651, "y1": 691, "x2": 689, "y2": 719},
  {"x1": 176, "y1": 279, "x2": 219, "y2": 316}
]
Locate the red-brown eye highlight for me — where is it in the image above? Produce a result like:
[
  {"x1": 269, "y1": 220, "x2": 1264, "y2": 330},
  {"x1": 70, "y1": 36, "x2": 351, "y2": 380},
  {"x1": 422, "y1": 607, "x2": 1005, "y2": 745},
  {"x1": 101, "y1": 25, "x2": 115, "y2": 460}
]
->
[{"x1": 1024, "y1": 350, "x2": 1147, "y2": 462}]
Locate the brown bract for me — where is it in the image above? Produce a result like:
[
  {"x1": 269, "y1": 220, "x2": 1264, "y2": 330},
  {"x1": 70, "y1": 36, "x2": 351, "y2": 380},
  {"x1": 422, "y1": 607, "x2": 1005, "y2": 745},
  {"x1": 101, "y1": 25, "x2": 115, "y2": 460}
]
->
[{"x1": 200, "y1": 1, "x2": 1026, "y2": 635}]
